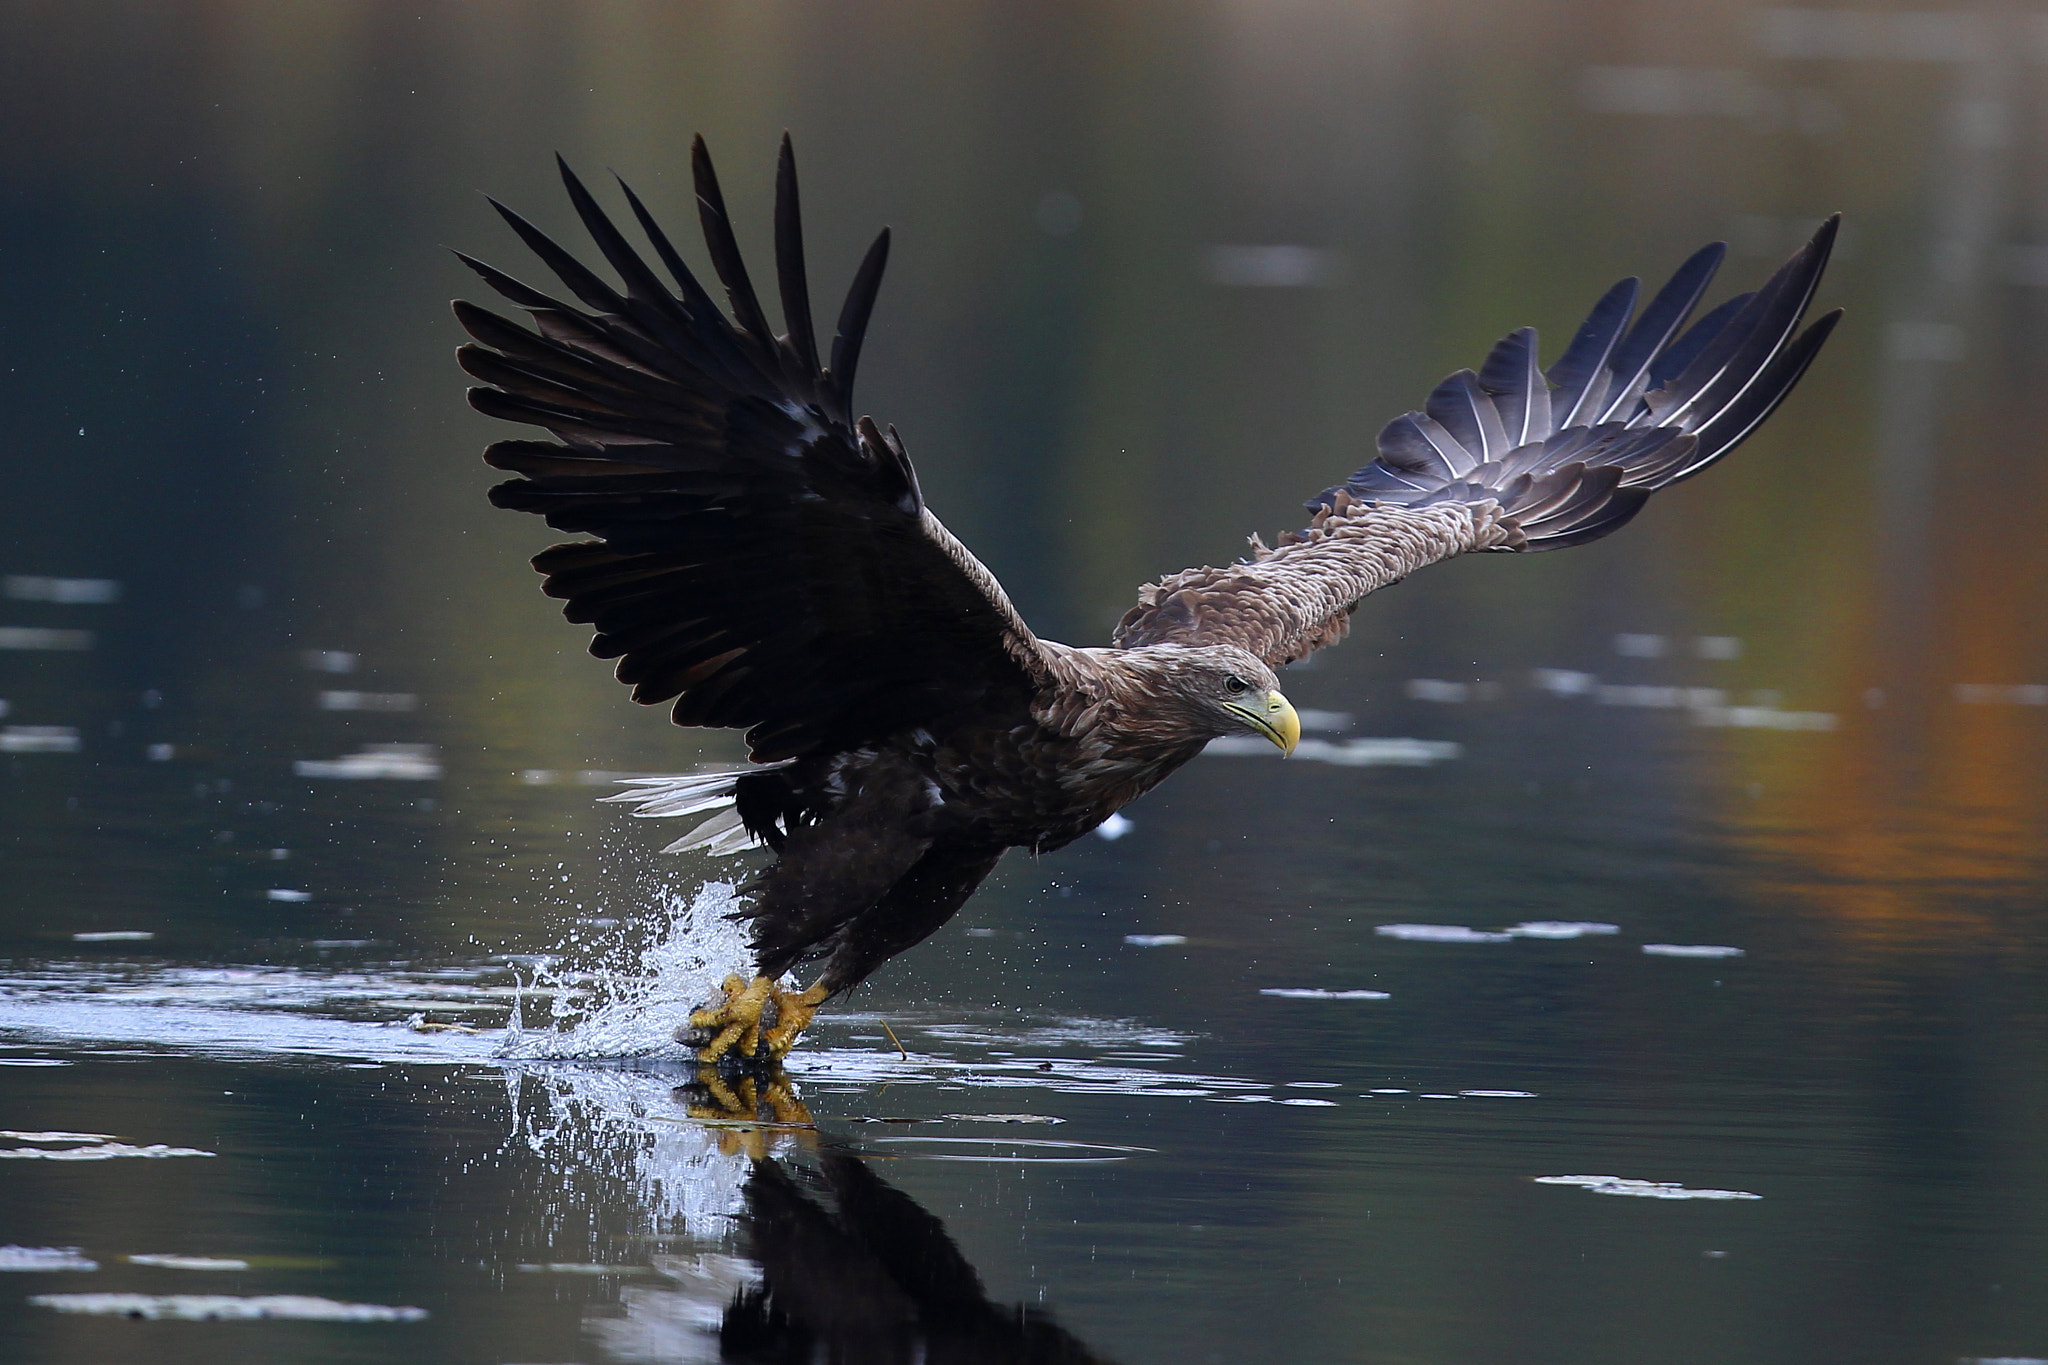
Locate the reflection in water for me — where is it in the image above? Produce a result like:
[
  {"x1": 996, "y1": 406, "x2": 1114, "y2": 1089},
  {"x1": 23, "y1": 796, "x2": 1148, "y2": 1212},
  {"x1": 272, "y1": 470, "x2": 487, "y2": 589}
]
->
[
  {"x1": 716, "y1": 1152, "x2": 1109, "y2": 1365},
  {"x1": 510, "y1": 1061, "x2": 1109, "y2": 1363}
]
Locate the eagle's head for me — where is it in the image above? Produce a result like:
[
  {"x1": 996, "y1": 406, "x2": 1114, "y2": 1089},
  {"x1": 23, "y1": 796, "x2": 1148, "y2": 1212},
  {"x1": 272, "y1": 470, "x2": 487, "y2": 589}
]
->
[{"x1": 1111, "y1": 644, "x2": 1301, "y2": 755}]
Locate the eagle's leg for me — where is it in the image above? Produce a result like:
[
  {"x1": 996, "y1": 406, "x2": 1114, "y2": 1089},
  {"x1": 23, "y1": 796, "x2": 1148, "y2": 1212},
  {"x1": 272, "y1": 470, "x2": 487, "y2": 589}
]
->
[{"x1": 682, "y1": 975, "x2": 830, "y2": 1064}]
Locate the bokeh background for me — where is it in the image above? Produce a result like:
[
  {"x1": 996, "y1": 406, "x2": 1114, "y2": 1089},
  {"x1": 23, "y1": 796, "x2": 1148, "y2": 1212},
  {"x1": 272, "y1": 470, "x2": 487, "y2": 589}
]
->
[{"x1": 1, "y1": 4, "x2": 2045, "y2": 1364}]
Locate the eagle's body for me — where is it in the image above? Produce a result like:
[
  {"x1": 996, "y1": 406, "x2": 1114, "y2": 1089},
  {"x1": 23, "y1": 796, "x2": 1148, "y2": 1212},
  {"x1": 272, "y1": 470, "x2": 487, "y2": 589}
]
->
[
  {"x1": 456, "y1": 137, "x2": 1839, "y2": 1061},
  {"x1": 666, "y1": 638, "x2": 1278, "y2": 993}
]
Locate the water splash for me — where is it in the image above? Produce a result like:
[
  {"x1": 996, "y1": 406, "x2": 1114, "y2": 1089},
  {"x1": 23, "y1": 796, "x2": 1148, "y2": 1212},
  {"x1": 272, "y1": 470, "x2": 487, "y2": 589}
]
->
[
  {"x1": 499, "y1": 1063, "x2": 766, "y2": 1241},
  {"x1": 496, "y1": 881, "x2": 753, "y2": 1061}
]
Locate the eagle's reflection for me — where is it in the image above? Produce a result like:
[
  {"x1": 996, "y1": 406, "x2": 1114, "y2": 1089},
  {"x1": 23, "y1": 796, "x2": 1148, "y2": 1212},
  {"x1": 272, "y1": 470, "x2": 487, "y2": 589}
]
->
[
  {"x1": 547, "y1": 1065, "x2": 1110, "y2": 1364},
  {"x1": 716, "y1": 1149, "x2": 1111, "y2": 1364}
]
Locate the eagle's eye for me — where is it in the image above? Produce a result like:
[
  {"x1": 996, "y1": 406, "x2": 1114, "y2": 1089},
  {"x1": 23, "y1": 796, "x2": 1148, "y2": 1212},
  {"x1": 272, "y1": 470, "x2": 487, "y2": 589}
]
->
[{"x1": 1224, "y1": 675, "x2": 1250, "y2": 695}]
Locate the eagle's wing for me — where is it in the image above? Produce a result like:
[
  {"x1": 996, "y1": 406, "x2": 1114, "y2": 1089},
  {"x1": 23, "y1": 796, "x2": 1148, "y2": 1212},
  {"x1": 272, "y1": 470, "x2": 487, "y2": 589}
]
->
[
  {"x1": 456, "y1": 137, "x2": 1052, "y2": 763},
  {"x1": 1115, "y1": 218, "x2": 1843, "y2": 668}
]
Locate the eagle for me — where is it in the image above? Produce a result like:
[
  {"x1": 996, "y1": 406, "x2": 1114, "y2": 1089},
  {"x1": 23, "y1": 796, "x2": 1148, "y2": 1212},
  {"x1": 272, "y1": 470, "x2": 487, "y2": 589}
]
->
[{"x1": 454, "y1": 136, "x2": 1839, "y2": 1066}]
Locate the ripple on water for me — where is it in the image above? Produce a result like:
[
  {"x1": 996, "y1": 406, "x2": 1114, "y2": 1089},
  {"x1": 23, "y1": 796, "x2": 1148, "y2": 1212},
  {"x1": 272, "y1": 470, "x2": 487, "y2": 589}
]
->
[
  {"x1": 1259, "y1": 988, "x2": 1390, "y2": 1000},
  {"x1": 1375, "y1": 924, "x2": 1515, "y2": 943},
  {"x1": 867, "y1": 1136, "x2": 1153, "y2": 1164},
  {"x1": 1534, "y1": 1175, "x2": 1761, "y2": 1200},
  {"x1": 29, "y1": 1293, "x2": 428, "y2": 1321},
  {"x1": 0, "y1": 1139, "x2": 214, "y2": 1160},
  {"x1": 1641, "y1": 944, "x2": 1746, "y2": 959},
  {"x1": 0, "y1": 1246, "x2": 98, "y2": 1272}
]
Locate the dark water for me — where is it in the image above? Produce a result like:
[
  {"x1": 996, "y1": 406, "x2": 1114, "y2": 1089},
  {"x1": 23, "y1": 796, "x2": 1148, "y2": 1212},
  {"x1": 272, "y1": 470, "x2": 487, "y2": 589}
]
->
[{"x1": 3, "y1": 4, "x2": 2047, "y2": 1362}]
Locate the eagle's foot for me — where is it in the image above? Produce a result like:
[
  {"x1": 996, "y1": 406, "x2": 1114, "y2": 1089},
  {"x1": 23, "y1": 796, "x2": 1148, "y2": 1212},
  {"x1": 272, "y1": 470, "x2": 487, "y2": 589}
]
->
[{"x1": 677, "y1": 975, "x2": 830, "y2": 1065}]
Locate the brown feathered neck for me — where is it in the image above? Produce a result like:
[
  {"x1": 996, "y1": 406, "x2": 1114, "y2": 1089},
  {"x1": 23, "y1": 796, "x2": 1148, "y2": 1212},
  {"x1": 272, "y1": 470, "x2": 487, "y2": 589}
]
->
[{"x1": 1032, "y1": 641, "x2": 1279, "y2": 756}]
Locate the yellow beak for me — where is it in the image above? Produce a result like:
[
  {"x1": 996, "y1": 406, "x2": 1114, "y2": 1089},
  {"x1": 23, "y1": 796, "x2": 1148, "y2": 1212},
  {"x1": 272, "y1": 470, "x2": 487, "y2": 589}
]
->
[{"x1": 1228, "y1": 689, "x2": 1301, "y2": 755}]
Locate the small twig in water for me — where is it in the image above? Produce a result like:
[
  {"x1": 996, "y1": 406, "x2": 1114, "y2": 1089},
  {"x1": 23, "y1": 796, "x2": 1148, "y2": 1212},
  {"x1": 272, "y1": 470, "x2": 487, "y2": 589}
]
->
[{"x1": 881, "y1": 1022, "x2": 908, "y2": 1059}]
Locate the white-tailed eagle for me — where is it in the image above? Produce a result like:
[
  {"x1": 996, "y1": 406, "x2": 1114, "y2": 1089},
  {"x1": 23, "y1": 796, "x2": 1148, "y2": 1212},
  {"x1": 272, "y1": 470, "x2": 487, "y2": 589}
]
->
[{"x1": 455, "y1": 136, "x2": 1838, "y2": 1063}]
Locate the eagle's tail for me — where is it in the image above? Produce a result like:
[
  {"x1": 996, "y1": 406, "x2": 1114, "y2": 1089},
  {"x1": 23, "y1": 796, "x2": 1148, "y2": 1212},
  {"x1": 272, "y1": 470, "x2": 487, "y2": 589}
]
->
[{"x1": 600, "y1": 762, "x2": 792, "y2": 855}]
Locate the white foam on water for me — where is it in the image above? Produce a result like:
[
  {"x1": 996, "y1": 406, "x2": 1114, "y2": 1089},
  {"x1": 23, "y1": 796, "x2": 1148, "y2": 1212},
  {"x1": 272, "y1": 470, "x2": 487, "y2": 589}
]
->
[
  {"x1": 1642, "y1": 944, "x2": 1746, "y2": 959},
  {"x1": 1506, "y1": 922, "x2": 1620, "y2": 939},
  {"x1": 1535, "y1": 1175, "x2": 1761, "y2": 1200},
  {"x1": 29, "y1": 1293, "x2": 427, "y2": 1321},
  {"x1": 1260, "y1": 988, "x2": 1390, "y2": 1000},
  {"x1": 1123, "y1": 934, "x2": 1187, "y2": 947},
  {"x1": 0, "y1": 1245, "x2": 98, "y2": 1271},
  {"x1": 1375, "y1": 924, "x2": 1515, "y2": 943},
  {"x1": 0, "y1": 1141, "x2": 214, "y2": 1160},
  {"x1": 0, "y1": 1130, "x2": 115, "y2": 1142},
  {"x1": 126, "y1": 1255, "x2": 250, "y2": 1271},
  {"x1": 0, "y1": 972, "x2": 502, "y2": 1065}
]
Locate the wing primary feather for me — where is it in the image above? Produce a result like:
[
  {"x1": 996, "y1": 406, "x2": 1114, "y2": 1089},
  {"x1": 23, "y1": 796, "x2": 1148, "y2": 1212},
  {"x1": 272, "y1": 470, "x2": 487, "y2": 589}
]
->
[
  {"x1": 691, "y1": 136, "x2": 779, "y2": 363},
  {"x1": 486, "y1": 198, "x2": 629, "y2": 317},
  {"x1": 827, "y1": 228, "x2": 891, "y2": 422},
  {"x1": 1593, "y1": 241, "x2": 1725, "y2": 423},
  {"x1": 773, "y1": 132, "x2": 822, "y2": 386},
  {"x1": 1655, "y1": 216, "x2": 1839, "y2": 433},
  {"x1": 1670, "y1": 309, "x2": 1841, "y2": 481},
  {"x1": 610, "y1": 174, "x2": 765, "y2": 387},
  {"x1": 1547, "y1": 276, "x2": 1638, "y2": 429},
  {"x1": 1647, "y1": 291, "x2": 1750, "y2": 393},
  {"x1": 555, "y1": 157, "x2": 676, "y2": 312},
  {"x1": 452, "y1": 249, "x2": 575, "y2": 313}
]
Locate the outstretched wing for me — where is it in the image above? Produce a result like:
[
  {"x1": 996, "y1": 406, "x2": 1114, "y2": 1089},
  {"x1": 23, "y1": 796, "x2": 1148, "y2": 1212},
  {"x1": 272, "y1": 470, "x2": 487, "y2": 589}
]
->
[
  {"x1": 1115, "y1": 218, "x2": 1843, "y2": 667},
  {"x1": 457, "y1": 136, "x2": 1051, "y2": 763}
]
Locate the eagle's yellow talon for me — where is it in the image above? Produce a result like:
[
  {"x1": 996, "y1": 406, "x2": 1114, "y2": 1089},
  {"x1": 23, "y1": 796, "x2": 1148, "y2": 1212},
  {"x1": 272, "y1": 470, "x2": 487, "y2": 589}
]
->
[
  {"x1": 697, "y1": 1020, "x2": 747, "y2": 1063},
  {"x1": 683, "y1": 975, "x2": 828, "y2": 1064},
  {"x1": 761, "y1": 981, "x2": 830, "y2": 1056}
]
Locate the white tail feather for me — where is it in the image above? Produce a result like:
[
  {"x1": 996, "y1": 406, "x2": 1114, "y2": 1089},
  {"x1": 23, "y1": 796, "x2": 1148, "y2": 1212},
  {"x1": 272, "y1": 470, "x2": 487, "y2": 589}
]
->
[
  {"x1": 604, "y1": 763, "x2": 785, "y2": 857},
  {"x1": 659, "y1": 806, "x2": 765, "y2": 856}
]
